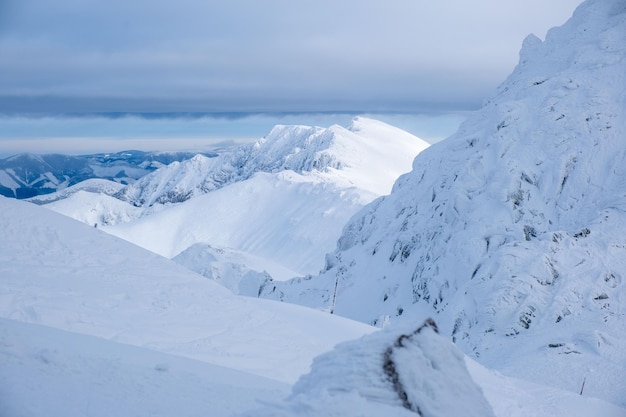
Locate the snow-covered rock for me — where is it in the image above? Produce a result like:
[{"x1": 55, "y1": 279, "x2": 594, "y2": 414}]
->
[
  {"x1": 172, "y1": 243, "x2": 278, "y2": 295},
  {"x1": 260, "y1": 0, "x2": 626, "y2": 406},
  {"x1": 244, "y1": 319, "x2": 495, "y2": 417}
]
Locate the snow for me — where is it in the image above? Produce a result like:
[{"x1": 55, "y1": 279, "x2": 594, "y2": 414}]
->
[
  {"x1": 172, "y1": 243, "x2": 298, "y2": 290},
  {"x1": 0, "y1": 318, "x2": 289, "y2": 417},
  {"x1": 244, "y1": 319, "x2": 495, "y2": 417},
  {"x1": 0, "y1": 169, "x2": 21, "y2": 191},
  {"x1": 259, "y1": 0, "x2": 626, "y2": 407},
  {"x1": 5, "y1": 310, "x2": 624, "y2": 417},
  {"x1": 26, "y1": 178, "x2": 124, "y2": 204},
  {"x1": 2, "y1": 0, "x2": 625, "y2": 414},
  {"x1": 0, "y1": 196, "x2": 375, "y2": 385},
  {"x1": 242, "y1": 318, "x2": 626, "y2": 417},
  {"x1": 46, "y1": 117, "x2": 429, "y2": 284},
  {"x1": 45, "y1": 189, "x2": 143, "y2": 226},
  {"x1": 113, "y1": 117, "x2": 429, "y2": 207},
  {"x1": 465, "y1": 358, "x2": 626, "y2": 417},
  {"x1": 1, "y1": 115, "x2": 624, "y2": 417},
  {"x1": 103, "y1": 171, "x2": 369, "y2": 277}
]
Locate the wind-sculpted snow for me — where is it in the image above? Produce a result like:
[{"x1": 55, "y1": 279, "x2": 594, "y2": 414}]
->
[
  {"x1": 260, "y1": 0, "x2": 626, "y2": 406},
  {"x1": 243, "y1": 319, "x2": 495, "y2": 417},
  {"x1": 114, "y1": 117, "x2": 429, "y2": 206}
]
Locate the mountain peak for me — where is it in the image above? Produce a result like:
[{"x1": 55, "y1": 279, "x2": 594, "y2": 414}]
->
[{"x1": 116, "y1": 118, "x2": 428, "y2": 206}]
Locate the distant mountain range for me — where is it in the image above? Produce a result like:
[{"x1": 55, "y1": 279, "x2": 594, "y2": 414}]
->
[{"x1": 0, "y1": 150, "x2": 216, "y2": 199}]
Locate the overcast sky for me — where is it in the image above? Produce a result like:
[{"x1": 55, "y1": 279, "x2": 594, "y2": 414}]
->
[{"x1": 0, "y1": 0, "x2": 582, "y2": 114}]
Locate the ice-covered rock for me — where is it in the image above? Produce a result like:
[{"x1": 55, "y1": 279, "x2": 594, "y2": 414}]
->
[{"x1": 243, "y1": 319, "x2": 495, "y2": 417}]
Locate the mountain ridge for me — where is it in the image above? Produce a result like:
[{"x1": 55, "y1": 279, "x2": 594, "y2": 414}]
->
[
  {"x1": 0, "y1": 150, "x2": 215, "y2": 199},
  {"x1": 113, "y1": 117, "x2": 429, "y2": 207}
]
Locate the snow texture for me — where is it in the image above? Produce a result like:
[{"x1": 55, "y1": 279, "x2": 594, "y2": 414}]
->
[
  {"x1": 260, "y1": 0, "x2": 626, "y2": 406},
  {"x1": 0, "y1": 318, "x2": 289, "y2": 417},
  {"x1": 242, "y1": 319, "x2": 495, "y2": 417}
]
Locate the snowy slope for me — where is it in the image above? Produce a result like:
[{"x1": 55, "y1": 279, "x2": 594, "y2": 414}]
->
[
  {"x1": 2, "y1": 198, "x2": 624, "y2": 416},
  {"x1": 171, "y1": 243, "x2": 293, "y2": 291},
  {"x1": 0, "y1": 196, "x2": 375, "y2": 384},
  {"x1": 114, "y1": 117, "x2": 429, "y2": 207},
  {"x1": 0, "y1": 318, "x2": 289, "y2": 417},
  {"x1": 26, "y1": 178, "x2": 124, "y2": 205},
  {"x1": 260, "y1": 0, "x2": 626, "y2": 406},
  {"x1": 44, "y1": 189, "x2": 143, "y2": 226},
  {"x1": 103, "y1": 171, "x2": 368, "y2": 277}
]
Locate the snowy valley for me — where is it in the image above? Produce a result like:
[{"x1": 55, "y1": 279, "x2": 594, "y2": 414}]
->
[{"x1": 1, "y1": 0, "x2": 625, "y2": 415}]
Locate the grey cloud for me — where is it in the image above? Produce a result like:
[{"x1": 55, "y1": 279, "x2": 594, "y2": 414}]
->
[{"x1": 0, "y1": 0, "x2": 582, "y2": 113}]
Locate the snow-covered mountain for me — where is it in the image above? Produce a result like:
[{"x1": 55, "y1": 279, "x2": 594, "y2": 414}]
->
[
  {"x1": 0, "y1": 150, "x2": 213, "y2": 199},
  {"x1": 2, "y1": 196, "x2": 624, "y2": 416},
  {"x1": 114, "y1": 117, "x2": 428, "y2": 207},
  {"x1": 260, "y1": 0, "x2": 626, "y2": 406},
  {"x1": 27, "y1": 178, "x2": 125, "y2": 204},
  {"x1": 46, "y1": 117, "x2": 429, "y2": 282},
  {"x1": 105, "y1": 171, "x2": 371, "y2": 278}
]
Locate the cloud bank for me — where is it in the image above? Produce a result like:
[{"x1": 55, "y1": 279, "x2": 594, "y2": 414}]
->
[{"x1": 0, "y1": 0, "x2": 581, "y2": 113}]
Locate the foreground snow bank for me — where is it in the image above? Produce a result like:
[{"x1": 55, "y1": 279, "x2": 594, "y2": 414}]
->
[
  {"x1": 0, "y1": 318, "x2": 288, "y2": 417},
  {"x1": 244, "y1": 319, "x2": 495, "y2": 417},
  {"x1": 0, "y1": 196, "x2": 374, "y2": 384}
]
